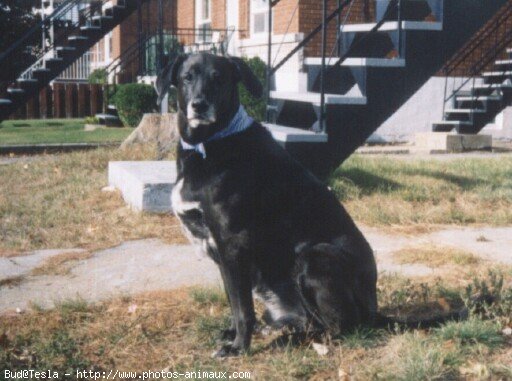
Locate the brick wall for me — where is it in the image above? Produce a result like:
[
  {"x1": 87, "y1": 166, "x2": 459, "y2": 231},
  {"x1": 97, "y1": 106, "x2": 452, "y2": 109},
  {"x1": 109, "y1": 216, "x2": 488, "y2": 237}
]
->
[
  {"x1": 239, "y1": 0, "x2": 249, "y2": 39},
  {"x1": 177, "y1": 0, "x2": 195, "y2": 45},
  {"x1": 299, "y1": 0, "x2": 375, "y2": 57},
  {"x1": 437, "y1": 1, "x2": 512, "y2": 76},
  {"x1": 212, "y1": 0, "x2": 227, "y2": 30}
]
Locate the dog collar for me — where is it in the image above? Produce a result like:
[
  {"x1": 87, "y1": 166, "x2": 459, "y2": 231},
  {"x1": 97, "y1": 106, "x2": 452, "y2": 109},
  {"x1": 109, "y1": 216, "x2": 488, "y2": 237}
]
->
[{"x1": 180, "y1": 105, "x2": 254, "y2": 159}]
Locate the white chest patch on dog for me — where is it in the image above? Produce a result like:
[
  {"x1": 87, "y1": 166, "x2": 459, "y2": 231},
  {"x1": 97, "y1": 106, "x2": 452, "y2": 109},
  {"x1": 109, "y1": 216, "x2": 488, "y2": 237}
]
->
[
  {"x1": 171, "y1": 179, "x2": 216, "y2": 257},
  {"x1": 171, "y1": 179, "x2": 200, "y2": 216}
]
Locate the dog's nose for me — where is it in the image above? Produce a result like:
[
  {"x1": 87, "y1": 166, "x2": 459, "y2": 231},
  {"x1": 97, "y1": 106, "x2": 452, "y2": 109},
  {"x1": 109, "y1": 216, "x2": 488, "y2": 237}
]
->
[{"x1": 191, "y1": 99, "x2": 209, "y2": 114}]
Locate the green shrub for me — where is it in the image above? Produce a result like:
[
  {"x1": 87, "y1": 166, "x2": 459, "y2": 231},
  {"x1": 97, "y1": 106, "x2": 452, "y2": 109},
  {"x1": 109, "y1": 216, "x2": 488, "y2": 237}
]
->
[
  {"x1": 113, "y1": 83, "x2": 157, "y2": 127},
  {"x1": 84, "y1": 116, "x2": 99, "y2": 125},
  {"x1": 238, "y1": 56, "x2": 266, "y2": 121},
  {"x1": 88, "y1": 68, "x2": 108, "y2": 85}
]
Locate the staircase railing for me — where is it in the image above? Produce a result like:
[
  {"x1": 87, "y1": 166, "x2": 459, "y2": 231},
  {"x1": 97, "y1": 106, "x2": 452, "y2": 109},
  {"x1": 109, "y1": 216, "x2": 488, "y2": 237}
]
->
[
  {"x1": 441, "y1": 1, "x2": 512, "y2": 120},
  {"x1": 0, "y1": 0, "x2": 125, "y2": 91},
  {"x1": 265, "y1": 0, "x2": 403, "y2": 132},
  {"x1": 103, "y1": 27, "x2": 234, "y2": 84}
]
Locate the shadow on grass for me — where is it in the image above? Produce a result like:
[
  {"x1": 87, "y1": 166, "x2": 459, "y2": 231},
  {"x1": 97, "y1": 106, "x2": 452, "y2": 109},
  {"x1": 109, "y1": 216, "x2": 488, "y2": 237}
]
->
[
  {"x1": 402, "y1": 167, "x2": 485, "y2": 190},
  {"x1": 331, "y1": 167, "x2": 403, "y2": 196}
]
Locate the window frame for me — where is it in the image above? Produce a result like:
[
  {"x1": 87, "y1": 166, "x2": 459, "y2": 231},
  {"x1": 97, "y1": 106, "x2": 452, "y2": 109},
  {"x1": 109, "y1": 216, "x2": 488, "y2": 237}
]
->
[
  {"x1": 195, "y1": 0, "x2": 212, "y2": 43},
  {"x1": 250, "y1": 0, "x2": 270, "y2": 36}
]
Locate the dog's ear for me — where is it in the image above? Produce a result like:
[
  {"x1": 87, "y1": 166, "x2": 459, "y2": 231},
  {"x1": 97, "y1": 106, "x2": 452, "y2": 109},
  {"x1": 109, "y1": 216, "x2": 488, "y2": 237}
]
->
[
  {"x1": 155, "y1": 54, "x2": 188, "y2": 106},
  {"x1": 229, "y1": 56, "x2": 264, "y2": 99}
]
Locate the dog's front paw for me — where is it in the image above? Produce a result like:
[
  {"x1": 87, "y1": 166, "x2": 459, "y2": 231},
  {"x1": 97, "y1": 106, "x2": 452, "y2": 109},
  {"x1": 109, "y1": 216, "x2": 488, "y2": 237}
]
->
[{"x1": 211, "y1": 344, "x2": 244, "y2": 358}]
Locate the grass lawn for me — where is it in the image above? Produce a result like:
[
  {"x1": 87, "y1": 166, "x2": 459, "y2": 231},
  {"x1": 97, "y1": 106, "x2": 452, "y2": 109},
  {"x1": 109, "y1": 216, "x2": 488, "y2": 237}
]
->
[
  {"x1": 330, "y1": 155, "x2": 512, "y2": 229},
  {"x1": 1, "y1": 150, "x2": 512, "y2": 378},
  {"x1": 1, "y1": 271, "x2": 511, "y2": 379},
  {"x1": 1, "y1": 150, "x2": 512, "y2": 255},
  {"x1": 0, "y1": 119, "x2": 133, "y2": 145}
]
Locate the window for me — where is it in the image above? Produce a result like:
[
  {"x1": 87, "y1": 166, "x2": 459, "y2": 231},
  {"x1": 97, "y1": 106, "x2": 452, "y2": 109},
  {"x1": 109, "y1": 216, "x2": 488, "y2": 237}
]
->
[
  {"x1": 251, "y1": 0, "x2": 269, "y2": 35},
  {"x1": 195, "y1": 0, "x2": 212, "y2": 42}
]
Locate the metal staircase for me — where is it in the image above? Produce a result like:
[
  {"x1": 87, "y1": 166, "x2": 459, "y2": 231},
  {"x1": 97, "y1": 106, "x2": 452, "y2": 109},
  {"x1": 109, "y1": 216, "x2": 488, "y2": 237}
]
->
[
  {"x1": 0, "y1": 0, "x2": 150, "y2": 122},
  {"x1": 260, "y1": 0, "x2": 507, "y2": 173},
  {"x1": 263, "y1": 0, "x2": 443, "y2": 147},
  {"x1": 433, "y1": 2, "x2": 512, "y2": 134}
]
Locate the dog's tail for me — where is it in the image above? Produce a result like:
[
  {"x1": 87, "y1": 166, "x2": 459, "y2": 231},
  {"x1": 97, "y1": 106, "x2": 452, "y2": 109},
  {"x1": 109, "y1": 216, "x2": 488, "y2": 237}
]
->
[
  {"x1": 372, "y1": 293, "x2": 497, "y2": 331},
  {"x1": 372, "y1": 309, "x2": 469, "y2": 331}
]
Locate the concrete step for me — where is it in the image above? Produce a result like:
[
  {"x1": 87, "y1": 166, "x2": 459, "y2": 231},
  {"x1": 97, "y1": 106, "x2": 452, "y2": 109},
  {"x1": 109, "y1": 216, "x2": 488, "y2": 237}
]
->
[
  {"x1": 270, "y1": 91, "x2": 367, "y2": 105},
  {"x1": 482, "y1": 70, "x2": 512, "y2": 77},
  {"x1": 7, "y1": 88, "x2": 25, "y2": 95},
  {"x1": 432, "y1": 120, "x2": 472, "y2": 132},
  {"x1": 80, "y1": 25, "x2": 102, "y2": 32},
  {"x1": 341, "y1": 21, "x2": 443, "y2": 33},
  {"x1": 263, "y1": 123, "x2": 328, "y2": 143},
  {"x1": 68, "y1": 35, "x2": 89, "y2": 42},
  {"x1": 108, "y1": 161, "x2": 177, "y2": 213},
  {"x1": 444, "y1": 108, "x2": 486, "y2": 114},
  {"x1": 56, "y1": 46, "x2": 76, "y2": 52},
  {"x1": 456, "y1": 95, "x2": 502, "y2": 102},
  {"x1": 0, "y1": 99, "x2": 13, "y2": 105},
  {"x1": 494, "y1": 59, "x2": 512, "y2": 66},
  {"x1": 416, "y1": 132, "x2": 492, "y2": 153},
  {"x1": 304, "y1": 57, "x2": 406, "y2": 67},
  {"x1": 472, "y1": 83, "x2": 512, "y2": 92}
]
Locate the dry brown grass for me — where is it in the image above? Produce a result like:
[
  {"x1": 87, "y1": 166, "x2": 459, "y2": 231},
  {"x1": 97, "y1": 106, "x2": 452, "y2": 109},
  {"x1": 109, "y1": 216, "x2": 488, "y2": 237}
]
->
[
  {"x1": 31, "y1": 251, "x2": 94, "y2": 276},
  {"x1": 0, "y1": 146, "x2": 187, "y2": 256},
  {"x1": 392, "y1": 245, "x2": 481, "y2": 268},
  {"x1": 0, "y1": 275, "x2": 25, "y2": 289},
  {"x1": 331, "y1": 155, "x2": 512, "y2": 228},
  {"x1": 1, "y1": 269, "x2": 511, "y2": 380}
]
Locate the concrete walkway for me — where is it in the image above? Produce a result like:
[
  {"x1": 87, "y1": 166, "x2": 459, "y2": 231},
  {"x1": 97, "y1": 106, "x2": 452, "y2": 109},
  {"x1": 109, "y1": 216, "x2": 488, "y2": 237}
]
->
[{"x1": 1, "y1": 226, "x2": 511, "y2": 314}]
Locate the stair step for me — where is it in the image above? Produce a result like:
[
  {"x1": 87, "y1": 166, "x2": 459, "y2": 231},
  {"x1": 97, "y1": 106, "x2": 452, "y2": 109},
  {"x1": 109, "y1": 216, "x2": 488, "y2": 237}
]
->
[
  {"x1": 456, "y1": 95, "x2": 502, "y2": 102},
  {"x1": 0, "y1": 99, "x2": 13, "y2": 105},
  {"x1": 80, "y1": 25, "x2": 102, "y2": 31},
  {"x1": 495, "y1": 59, "x2": 512, "y2": 65},
  {"x1": 444, "y1": 108, "x2": 486, "y2": 114},
  {"x1": 433, "y1": 120, "x2": 473, "y2": 126},
  {"x1": 304, "y1": 57, "x2": 406, "y2": 67},
  {"x1": 270, "y1": 91, "x2": 367, "y2": 105},
  {"x1": 473, "y1": 83, "x2": 512, "y2": 91},
  {"x1": 482, "y1": 71, "x2": 512, "y2": 77},
  {"x1": 7, "y1": 88, "x2": 25, "y2": 94},
  {"x1": 96, "y1": 113, "x2": 120, "y2": 120},
  {"x1": 92, "y1": 15, "x2": 113, "y2": 21},
  {"x1": 263, "y1": 124, "x2": 328, "y2": 143},
  {"x1": 68, "y1": 35, "x2": 88, "y2": 41},
  {"x1": 432, "y1": 120, "x2": 472, "y2": 132},
  {"x1": 341, "y1": 21, "x2": 443, "y2": 33},
  {"x1": 45, "y1": 57, "x2": 63, "y2": 63},
  {"x1": 56, "y1": 46, "x2": 76, "y2": 51}
]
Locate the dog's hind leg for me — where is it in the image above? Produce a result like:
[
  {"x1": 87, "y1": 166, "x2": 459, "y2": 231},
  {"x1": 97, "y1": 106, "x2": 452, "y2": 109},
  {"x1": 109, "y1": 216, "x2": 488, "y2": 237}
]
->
[
  {"x1": 294, "y1": 241, "x2": 378, "y2": 335},
  {"x1": 254, "y1": 280, "x2": 309, "y2": 332}
]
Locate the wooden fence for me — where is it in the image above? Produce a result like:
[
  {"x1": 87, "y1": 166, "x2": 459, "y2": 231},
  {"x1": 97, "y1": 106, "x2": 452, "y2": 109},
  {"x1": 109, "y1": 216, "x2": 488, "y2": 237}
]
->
[{"x1": 9, "y1": 83, "x2": 105, "y2": 120}]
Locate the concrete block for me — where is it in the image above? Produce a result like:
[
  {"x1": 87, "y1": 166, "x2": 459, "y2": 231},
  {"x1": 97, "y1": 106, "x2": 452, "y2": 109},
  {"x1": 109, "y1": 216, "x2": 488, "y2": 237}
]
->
[
  {"x1": 414, "y1": 132, "x2": 492, "y2": 153},
  {"x1": 108, "y1": 161, "x2": 177, "y2": 213}
]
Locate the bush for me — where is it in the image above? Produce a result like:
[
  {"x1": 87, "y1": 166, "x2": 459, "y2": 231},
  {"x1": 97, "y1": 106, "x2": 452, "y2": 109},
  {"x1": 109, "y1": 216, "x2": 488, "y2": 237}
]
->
[
  {"x1": 88, "y1": 69, "x2": 108, "y2": 85},
  {"x1": 238, "y1": 56, "x2": 267, "y2": 121},
  {"x1": 113, "y1": 84, "x2": 157, "y2": 127},
  {"x1": 84, "y1": 116, "x2": 99, "y2": 125}
]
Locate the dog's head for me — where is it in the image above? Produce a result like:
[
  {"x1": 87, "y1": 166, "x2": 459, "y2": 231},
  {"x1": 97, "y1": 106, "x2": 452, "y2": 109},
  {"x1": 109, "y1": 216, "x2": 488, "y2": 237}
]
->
[{"x1": 155, "y1": 53, "x2": 263, "y2": 144}]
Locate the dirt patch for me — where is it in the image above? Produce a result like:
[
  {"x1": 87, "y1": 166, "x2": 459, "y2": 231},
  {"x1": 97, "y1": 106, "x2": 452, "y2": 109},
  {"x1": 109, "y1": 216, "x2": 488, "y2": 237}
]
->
[
  {"x1": 31, "y1": 251, "x2": 94, "y2": 276},
  {"x1": 392, "y1": 245, "x2": 481, "y2": 268}
]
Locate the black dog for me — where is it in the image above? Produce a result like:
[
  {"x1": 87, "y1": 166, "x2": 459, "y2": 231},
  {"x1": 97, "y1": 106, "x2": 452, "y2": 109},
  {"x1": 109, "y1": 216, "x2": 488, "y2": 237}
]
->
[{"x1": 155, "y1": 53, "x2": 418, "y2": 357}]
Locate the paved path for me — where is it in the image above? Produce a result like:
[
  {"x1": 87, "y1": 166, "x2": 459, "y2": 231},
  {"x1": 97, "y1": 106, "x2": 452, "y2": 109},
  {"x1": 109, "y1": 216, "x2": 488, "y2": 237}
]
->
[{"x1": 1, "y1": 226, "x2": 511, "y2": 314}]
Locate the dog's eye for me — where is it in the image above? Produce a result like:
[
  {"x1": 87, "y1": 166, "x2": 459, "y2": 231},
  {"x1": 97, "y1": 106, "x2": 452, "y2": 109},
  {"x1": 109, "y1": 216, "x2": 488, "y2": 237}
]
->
[{"x1": 184, "y1": 72, "x2": 193, "y2": 82}]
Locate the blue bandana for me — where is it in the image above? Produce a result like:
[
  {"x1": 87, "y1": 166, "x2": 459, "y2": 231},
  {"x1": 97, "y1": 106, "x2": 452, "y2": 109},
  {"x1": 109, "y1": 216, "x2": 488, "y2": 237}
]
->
[{"x1": 181, "y1": 105, "x2": 254, "y2": 158}]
